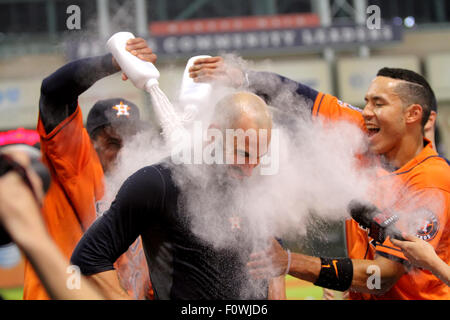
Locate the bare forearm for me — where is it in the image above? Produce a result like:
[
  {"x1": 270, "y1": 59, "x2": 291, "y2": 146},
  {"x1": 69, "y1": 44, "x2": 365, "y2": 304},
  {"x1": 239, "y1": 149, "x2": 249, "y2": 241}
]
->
[
  {"x1": 268, "y1": 276, "x2": 286, "y2": 300},
  {"x1": 287, "y1": 253, "x2": 404, "y2": 295},
  {"x1": 428, "y1": 257, "x2": 450, "y2": 286},
  {"x1": 350, "y1": 259, "x2": 384, "y2": 294},
  {"x1": 287, "y1": 253, "x2": 321, "y2": 283},
  {"x1": 18, "y1": 232, "x2": 104, "y2": 299},
  {"x1": 350, "y1": 258, "x2": 405, "y2": 294},
  {"x1": 87, "y1": 270, "x2": 131, "y2": 300}
]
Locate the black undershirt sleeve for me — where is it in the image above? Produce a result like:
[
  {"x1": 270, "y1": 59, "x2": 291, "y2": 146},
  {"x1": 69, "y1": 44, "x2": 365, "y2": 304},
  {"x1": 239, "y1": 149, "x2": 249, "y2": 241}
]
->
[
  {"x1": 246, "y1": 70, "x2": 319, "y2": 114},
  {"x1": 70, "y1": 166, "x2": 166, "y2": 275},
  {"x1": 39, "y1": 53, "x2": 118, "y2": 134}
]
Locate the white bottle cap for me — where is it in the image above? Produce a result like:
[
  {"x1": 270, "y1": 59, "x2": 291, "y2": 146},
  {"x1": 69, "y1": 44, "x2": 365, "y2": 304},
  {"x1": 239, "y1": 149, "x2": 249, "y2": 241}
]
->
[{"x1": 145, "y1": 78, "x2": 159, "y2": 91}]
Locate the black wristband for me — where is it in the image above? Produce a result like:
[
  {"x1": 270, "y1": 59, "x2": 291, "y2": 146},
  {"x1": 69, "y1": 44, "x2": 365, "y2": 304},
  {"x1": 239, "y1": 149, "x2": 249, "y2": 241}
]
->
[{"x1": 313, "y1": 257, "x2": 353, "y2": 292}]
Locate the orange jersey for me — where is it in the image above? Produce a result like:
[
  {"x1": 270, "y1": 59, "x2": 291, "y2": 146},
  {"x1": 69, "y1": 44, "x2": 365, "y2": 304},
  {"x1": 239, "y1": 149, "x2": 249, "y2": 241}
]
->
[
  {"x1": 23, "y1": 106, "x2": 104, "y2": 300},
  {"x1": 314, "y1": 91, "x2": 450, "y2": 300},
  {"x1": 312, "y1": 92, "x2": 366, "y2": 131},
  {"x1": 24, "y1": 105, "x2": 153, "y2": 300},
  {"x1": 346, "y1": 143, "x2": 450, "y2": 300}
]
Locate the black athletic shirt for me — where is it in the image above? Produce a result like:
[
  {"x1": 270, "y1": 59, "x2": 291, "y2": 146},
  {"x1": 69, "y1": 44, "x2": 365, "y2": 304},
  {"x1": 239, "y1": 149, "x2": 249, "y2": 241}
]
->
[{"x1": 71, "y1": 163, "x2": 268, "y2": 300}]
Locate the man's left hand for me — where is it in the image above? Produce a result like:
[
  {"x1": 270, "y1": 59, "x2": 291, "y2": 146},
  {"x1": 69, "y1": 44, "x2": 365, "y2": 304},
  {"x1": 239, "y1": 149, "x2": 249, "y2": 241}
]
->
[{"x1": 247, "y1": 238, "x2": 289, "y2": 280}]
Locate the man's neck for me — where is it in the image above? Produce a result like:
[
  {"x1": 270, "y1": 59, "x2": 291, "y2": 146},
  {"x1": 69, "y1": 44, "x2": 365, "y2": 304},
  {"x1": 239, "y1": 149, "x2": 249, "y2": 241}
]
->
[{"x1": 384, "y1": 133, "x2": 424, "y2": 170}]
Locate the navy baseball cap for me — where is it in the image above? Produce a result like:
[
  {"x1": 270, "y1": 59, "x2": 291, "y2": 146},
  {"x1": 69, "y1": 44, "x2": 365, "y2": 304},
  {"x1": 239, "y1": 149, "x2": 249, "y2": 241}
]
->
[{"x1": 86, "y1": 98, "x2": 147, "y2": 137}]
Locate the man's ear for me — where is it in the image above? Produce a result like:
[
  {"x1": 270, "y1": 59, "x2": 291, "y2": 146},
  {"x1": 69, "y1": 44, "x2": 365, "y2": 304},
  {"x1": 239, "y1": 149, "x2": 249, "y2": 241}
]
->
[
  {"x1": 424, "y1": 110, "x2": 437, "y2": 132},
  {"x1": 405, "y1": 104, "x2": 423, "y2": 125}
]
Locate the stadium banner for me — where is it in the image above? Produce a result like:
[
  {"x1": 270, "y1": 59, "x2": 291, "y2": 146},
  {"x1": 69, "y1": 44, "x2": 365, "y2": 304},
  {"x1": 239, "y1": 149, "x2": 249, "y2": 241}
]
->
[
  {"x1": 150, "y1": 23, "x2": 402, "y2": 56},
  {"x1": 337, "y1": 55, "x2": 420, "y2": 106},
  {"x1": 66, "y1": 23, "x2": 403, "y2": 61},
  {"x1": 425, "y1": 53, "x2": 450, "y2": 101},
  {"x1": 150, "y1": 13, "x2": 321, "y2": 35}
]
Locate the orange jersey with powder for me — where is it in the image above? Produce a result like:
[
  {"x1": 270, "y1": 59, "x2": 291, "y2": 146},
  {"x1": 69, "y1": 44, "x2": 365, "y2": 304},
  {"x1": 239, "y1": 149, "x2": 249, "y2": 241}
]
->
[
  {"x1": 346, "y1": 143, "x2": 450, "y2": 300},
  {"x1": 312, "y1": 92, "x2": 366, "y2": 131},
  {"x1": 23, "y1": 105, "x2": 104, "y2": 300},
  {"x1": 313, "y1": 91, "x2": 450, "y2": 300}
]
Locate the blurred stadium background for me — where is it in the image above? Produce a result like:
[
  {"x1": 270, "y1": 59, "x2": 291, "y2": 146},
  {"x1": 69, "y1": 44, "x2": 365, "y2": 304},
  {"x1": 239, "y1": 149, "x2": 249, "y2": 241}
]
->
[{"x1": 0, "y1": 0, "x2": 449, "y2": 300}]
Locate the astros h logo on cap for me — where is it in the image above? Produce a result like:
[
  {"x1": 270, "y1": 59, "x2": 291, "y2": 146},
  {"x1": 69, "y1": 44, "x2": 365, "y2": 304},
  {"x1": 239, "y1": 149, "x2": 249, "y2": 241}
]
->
[{"x1": 113, "y1": 101, "x2": 131, "y2": 118}]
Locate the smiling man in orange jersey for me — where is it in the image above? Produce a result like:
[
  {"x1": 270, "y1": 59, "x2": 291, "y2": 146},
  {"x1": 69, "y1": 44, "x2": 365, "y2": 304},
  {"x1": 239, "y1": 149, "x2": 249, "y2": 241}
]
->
[{"x1": 190, "y1": 57, "x2": 449, "y2": 300}]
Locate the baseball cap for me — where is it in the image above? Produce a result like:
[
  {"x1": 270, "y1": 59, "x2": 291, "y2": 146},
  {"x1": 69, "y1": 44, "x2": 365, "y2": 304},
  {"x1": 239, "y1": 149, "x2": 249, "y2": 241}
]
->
[{"x1": 86, "y1": 98, "x2": 147, "y2": 137}]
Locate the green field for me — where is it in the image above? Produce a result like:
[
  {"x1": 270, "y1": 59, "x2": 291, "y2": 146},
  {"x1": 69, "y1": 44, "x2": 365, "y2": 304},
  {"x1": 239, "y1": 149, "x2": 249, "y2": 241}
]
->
[
  {"x1": 0, "y1": 287, "x2": 23, "y2": 300},
  {"x1": 0, "y1": 276, "x2": 330, "y2": 300},
  {"x1": 285, "y1": 275, "x2": 324, "y2": 300}
]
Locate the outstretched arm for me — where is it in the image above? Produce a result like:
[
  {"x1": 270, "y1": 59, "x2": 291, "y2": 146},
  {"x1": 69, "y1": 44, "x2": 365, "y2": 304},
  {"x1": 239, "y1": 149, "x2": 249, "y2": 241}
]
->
[
  {"x1": 40, "y1": 38, "x2": 156, "y2": 134},
  {"x1": 39, "y1": 54, "x2": 119, "y2": 133},
  {"x1": 188, "y1": 56, "x2": 319, "y2": 111},
  {"x1": 0, "y1": 152, "x2": 104, "y2": 299},
  {"x1": 189, "y1": 56, "x2": 366, "y2": 133},
  {"x1": 247, "y1": 239, "x2": 405, "y2": 295}
]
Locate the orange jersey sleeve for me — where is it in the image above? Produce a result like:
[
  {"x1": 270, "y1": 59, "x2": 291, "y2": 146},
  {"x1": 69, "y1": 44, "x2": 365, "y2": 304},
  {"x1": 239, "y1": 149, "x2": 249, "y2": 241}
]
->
[
  {"x1": 345, "y1": 219, "x2": 376, "y2": 301},
  {"x1": 37, "y1": 105, "x2": 104, "y2": 230},
  {"x1": 375, "y1": 189, "x2": 449, "y2": 264},
  {"x1": 312, "y1": 92, "x2": 366, "y2": 132},
  {"x1": 24, "y1": 105, "x2": 104, "y2": 300},
  {"x1": 345, "y1": 219, "x2": 372, "y2": 260}
]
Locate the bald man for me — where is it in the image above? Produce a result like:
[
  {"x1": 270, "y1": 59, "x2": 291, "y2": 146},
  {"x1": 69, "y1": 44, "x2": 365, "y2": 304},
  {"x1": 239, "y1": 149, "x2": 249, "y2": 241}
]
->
[
  {"x1": 71, "y1": 92, "x2": 285, "y2": 300},
  {"x1": 209, "y1": 92, "x2": 272, "y2": 179}
]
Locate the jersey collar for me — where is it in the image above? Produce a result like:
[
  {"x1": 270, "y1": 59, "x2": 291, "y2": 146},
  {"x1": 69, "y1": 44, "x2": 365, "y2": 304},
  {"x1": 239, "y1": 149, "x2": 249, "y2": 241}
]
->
[{"x1": 390, "y1": 138, "x2": 439, "y2": 176}]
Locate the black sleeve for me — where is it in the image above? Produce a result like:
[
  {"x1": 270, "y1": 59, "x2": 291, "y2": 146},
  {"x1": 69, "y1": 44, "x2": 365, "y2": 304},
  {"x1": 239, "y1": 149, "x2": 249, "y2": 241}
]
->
[
  {"x1": 39, "y1": 53, "x2": 118, "y2": 134},
  {"x1": 246, "y1": 70, "x2": 319, "y2": 115},
  {"x1": 70, "y1": 166, "x2": 167, "y2": 275}
]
